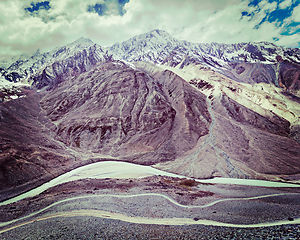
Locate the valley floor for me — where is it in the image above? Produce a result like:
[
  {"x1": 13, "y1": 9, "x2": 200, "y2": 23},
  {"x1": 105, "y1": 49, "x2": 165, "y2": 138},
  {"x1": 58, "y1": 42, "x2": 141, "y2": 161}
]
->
[
  {"x1": 1, "y1": 216, "x2": 300, "y2": 239},
  {"x1": 1, "y1": 161, "x2": 300, "y2": 239}
]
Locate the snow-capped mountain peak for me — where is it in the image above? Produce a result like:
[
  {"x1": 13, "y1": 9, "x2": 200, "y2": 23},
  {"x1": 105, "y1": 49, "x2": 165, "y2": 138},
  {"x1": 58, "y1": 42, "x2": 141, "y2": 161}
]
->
[
  {"x1": 0, "y1": 36, "x2": 106, "y2": 85},
  {"x1": 108, "y1": 29, "x2": 180, "y2": 63},
  {"x1": 1, "y1": 29, "x2": 300, "y2": 92}
]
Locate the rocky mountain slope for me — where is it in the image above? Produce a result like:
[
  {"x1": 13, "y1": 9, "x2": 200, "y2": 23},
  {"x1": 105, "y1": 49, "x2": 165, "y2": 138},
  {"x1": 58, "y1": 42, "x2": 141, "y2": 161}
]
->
[
  {"x1": 1, "y1": 29, "x2": 300, "y2": 197},
  {"x1": 135, "y1": 62, "x2": 300, "y2": 181},
  {"x1": 41, "y1": 61, "x2": 212, "y2": 162}
]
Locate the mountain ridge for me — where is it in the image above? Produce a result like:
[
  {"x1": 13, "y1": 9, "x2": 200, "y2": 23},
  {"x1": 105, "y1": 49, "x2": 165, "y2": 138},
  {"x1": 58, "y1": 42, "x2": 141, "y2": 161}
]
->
[
  {"x1": 1, "y1": 29, "x2": 300, "y2": 86},
  {"x1": 0, "y1": 29, "x2": 300, "y2": 197}
]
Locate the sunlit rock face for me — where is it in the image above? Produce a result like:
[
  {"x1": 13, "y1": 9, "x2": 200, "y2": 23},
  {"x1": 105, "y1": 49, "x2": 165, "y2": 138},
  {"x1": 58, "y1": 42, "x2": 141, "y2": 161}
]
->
[{"x1": 220, "y1": 94, "x2": 290, "y2": 136}]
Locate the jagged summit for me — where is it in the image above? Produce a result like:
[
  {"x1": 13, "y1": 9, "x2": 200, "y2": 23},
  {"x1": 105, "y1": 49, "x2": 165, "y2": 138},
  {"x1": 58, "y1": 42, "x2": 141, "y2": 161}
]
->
[
  {"x1": 32, "y1": 49, "x2": 41, "y2": 58},
  {"x1": 68, "y1": 37, "x2": 95, "y2": 48},
  {"x1": 108, "y1": 29, "x2": 300, "y2": 67},
  {"x1": 139, "y1": 29, "x2": 175, "y2": 39},
  {"x1": 0, "y1": 36, "x2": 105, "y2": 84},
  {"x1": 113, "y1": 29, "x2": 175, "y2": 44},
  {"x1": 108, "y1": 29, "x2": 179, "y2": 62},
  {"x1": 1, "y1": 29, "x2": 300, "y2": 94}
]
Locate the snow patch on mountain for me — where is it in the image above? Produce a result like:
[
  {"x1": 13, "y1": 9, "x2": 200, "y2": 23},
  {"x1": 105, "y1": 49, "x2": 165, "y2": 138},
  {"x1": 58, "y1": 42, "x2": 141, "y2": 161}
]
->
[
  {"x1": 1, "y1": 29, "x2": 300, "y2": 93},
  {"x1": 0, "y1": 76, "x2": 30, "y2": 103}
]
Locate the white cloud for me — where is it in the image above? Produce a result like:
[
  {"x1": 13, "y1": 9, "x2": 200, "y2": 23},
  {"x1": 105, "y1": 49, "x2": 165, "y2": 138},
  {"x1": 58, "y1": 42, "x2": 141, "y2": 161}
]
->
[
  {"x1": 0, "y1": 0, "x2": 299, "y2": 61},
  {"x1": 291, "y1": 5, "x2": 300, "y2": 22},
  {"x1": 170, "y1": 1, "x2": 282, "y2": 44},
  {"x1": 279, "y1": 0, "x2": 293, "y2": 9},
  {"x1": 259, "y1": 0, "x2": 277, "y2": 12},
  {"x1": 276, "y1": 32, "x2": 300, "y2": 47}
]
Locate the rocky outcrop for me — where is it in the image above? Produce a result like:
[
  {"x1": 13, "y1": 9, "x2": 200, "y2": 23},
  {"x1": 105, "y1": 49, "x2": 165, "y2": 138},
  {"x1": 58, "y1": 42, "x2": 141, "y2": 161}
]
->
[
  {"x1": 277, "y1": 57, "x2": 300, "y2": 93},
  {"x1": 153, "y1": 69, "x2": 212, "y2": 155}
]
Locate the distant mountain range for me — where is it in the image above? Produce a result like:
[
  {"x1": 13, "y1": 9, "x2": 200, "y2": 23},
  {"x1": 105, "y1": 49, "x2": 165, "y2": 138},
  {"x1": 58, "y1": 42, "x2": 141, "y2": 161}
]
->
[
  {"x1": 1, "y1": 29, "x2": 300, "y2": 199},
  {"x1": 1, "y1": 29, "x2": 300, "y2": 88}
]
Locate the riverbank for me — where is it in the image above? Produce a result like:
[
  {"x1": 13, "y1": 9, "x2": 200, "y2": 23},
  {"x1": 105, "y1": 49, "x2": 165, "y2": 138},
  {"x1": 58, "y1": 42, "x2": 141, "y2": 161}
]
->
[
  {"x1": 1, "y1": 161, "x2": 299, "y2": 207},
  {"x1": 1, "y1": 162, "x2": 300, "y2": 239}
]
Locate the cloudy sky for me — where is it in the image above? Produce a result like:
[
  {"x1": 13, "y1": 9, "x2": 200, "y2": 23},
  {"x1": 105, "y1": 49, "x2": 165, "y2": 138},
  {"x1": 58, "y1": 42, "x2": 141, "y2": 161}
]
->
[{"x1": 0, "y1": 0, "x2": 299, "y2": 60}]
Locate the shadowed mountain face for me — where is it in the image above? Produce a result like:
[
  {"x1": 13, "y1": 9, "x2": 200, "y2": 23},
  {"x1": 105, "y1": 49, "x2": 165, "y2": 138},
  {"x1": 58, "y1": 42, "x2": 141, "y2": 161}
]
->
[
  {"x1": 0, "y1": 88, "x2": 75, "y2": 198},
  {"x1": 277, "y1": 58, "x2": 300, "y2": 92},
  {"x1": 1, "y1": 30, "x2": 300, "y2": 197},
  {"x1": 222, "y1": 62, "x2": 277, "y2": 85},
  {"x1": 153, "y1": 91, "x2": 300, "y2": 180},
  {"x1": 221, "y1": 56, "x2": 300, "y2": 94}
]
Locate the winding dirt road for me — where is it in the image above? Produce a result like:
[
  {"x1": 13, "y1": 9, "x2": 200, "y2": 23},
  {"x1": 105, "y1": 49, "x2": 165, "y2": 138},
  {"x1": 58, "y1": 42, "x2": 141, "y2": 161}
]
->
[{"x1": 1, "y1": 192, "x2": 300, "y2": 234}]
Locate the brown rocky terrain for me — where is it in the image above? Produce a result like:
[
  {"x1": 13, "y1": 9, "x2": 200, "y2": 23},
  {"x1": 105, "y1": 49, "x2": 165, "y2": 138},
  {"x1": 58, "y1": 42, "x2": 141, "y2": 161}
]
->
[
  {"x1": 0, "y1": 88, "x2": 73, "y2": 197},
  {"x1": 277, "y1": 56, "x2": 300, "y2": 94},
  {"x1": 1, "y1": 30, "x2": 300, "y2": 239},
  {"x1": 0, "y1": 60, "x2": 213, "y2": 197},
  {"x1": 135, "y1": 61, "x2": 300, "y2": 180},
  {"x1": 223, "y1": 55, "x2": 300, "y2": 98},
  {"x1": 1, "y1": 58, "x2": 300, "y2": 199},
  {"x1": 224, "y1": 62, "x2": 277, "y2": 85},
  {"x1": 40, "y1": 61, "x2": 211, "y2": 163}
]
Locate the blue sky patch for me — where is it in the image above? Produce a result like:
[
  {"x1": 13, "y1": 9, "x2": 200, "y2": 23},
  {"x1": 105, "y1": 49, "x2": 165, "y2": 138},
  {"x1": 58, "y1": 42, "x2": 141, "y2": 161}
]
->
[
  {"x1": 25, "y1": 1, "x2": 51, "y2": 13},
  {"x1": 88, "y1": 3, "x2": 108, "y2": 16},
  {"x1": 241, "y1": 11, "x2": 249, "y2": 16},
  {"x1": 88, "y1": 0, "x2": 130, "y2": 16},
  {"x1": 118, "y1": 0, "x2": 130, "y2": 15},
  {"x1": 239, "y1": 0, "x2": 300, "y2": 47},
  {"x1": 266, "y1": 3, "x2": 297, "y2": 26},
  {"x1": 246, "y1": 0, "x2": 296, "y2": 23},
  {"x1": 248, "y1": 0, "x2": 262, "y2": 7},
  {"x1": 281, "y1": 22, "x2": 300, "y2": 35},
  {"x1": 118, "y1": 0, "x2": 130, "y2": 5}
]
